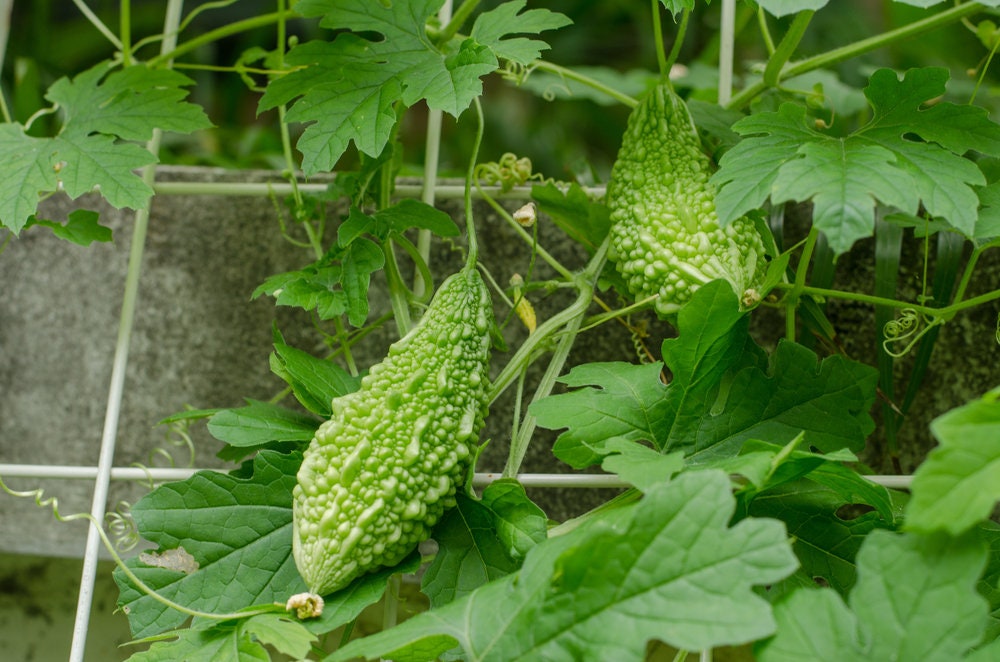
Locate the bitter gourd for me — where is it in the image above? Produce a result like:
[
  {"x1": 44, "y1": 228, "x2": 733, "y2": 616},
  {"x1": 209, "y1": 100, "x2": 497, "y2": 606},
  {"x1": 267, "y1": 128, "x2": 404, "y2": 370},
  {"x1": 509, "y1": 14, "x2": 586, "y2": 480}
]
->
[
  {"x1": 292, "y1": 267, "x2": 493, "y2": 595},
  {"x1": 607, "y1": 83, "x2": 767, "y2": 316}
]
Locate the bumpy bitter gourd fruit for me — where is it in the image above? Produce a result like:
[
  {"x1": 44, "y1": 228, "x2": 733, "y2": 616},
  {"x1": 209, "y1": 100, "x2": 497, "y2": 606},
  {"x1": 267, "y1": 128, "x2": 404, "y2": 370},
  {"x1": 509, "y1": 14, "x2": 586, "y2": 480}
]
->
[
  {"x1": 607, "y1": 83, "x2": 767, "y2": 316},
  {"x1": 293, "y1": 267, "x2": 493, "y2": 595}
]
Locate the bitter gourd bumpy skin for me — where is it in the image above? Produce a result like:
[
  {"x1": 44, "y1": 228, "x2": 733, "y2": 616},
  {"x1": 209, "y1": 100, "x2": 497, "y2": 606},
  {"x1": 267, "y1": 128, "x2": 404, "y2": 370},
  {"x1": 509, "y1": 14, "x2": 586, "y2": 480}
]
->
[
  {"x1": 292, "y1": 267, "x2": 493, "y2": 595},
  {"x1": 607, "y1": 83, "x2": 767, "y2": 316}
]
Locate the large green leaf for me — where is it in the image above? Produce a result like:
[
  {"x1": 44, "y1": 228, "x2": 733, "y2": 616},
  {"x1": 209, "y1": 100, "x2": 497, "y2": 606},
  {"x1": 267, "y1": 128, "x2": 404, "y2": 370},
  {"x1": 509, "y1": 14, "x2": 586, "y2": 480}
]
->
[
  {"x1": 757, "y1": 530, "x2": 990, "y2": 661},
  {"x1": 263, "y1": 0, "x2": 567, "y2": 172},
  {"x1": 114, "y1": 451, "x2": 307, "y2": 638},
  {"x1": 0, "y1": 62, "x2": 209, "y2": 233},
  {"x1": 536, "y1": 282, "x2": 877, "y2": 467},
  {"x1": 748, "y1": 479, "x2": 893, "y2": 596},
  {"x1": 328, "y1": 470, "x2": 798, "y2": 661},
  {"x1": 714, "y1": 67, "x2": 1000, "y2": 252},
  {"x1": 421, "y1": 492, "x2": 521, "y2": 608},
  {"x1": 906, "y1": 387, "x2": 1000, "y2": 535},
  {"x1": 532, "y1": 361, "x2": 672, "y2": 468}
]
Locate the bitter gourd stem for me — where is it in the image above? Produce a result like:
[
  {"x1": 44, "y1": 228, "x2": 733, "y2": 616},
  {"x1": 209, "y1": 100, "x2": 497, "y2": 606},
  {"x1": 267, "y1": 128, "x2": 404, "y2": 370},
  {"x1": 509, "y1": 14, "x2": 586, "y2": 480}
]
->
[{"x1": 465, "y1": 97, "x2": 486, "y2": 268}]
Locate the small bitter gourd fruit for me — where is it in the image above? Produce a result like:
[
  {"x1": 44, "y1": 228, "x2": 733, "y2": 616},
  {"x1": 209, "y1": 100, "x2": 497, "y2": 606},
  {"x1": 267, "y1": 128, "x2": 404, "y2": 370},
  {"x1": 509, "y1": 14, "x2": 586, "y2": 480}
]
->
[
  {"x1": 292, "y1": 267, "x2": 493, "y2": 595},
  {"x1": 607, "y1": 83, "x2": 767, "y2": 316}
]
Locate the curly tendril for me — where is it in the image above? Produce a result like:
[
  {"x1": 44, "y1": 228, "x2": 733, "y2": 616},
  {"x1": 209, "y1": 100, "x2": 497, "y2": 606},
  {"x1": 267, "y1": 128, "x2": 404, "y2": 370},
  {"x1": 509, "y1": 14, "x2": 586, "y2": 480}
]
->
[
  {"x1": 106, "y1": 501, "x2": 140, "y2": 553},
  {"x1": 0, "y1": 473, "x2": 282, "y2": 623},
  {"x1": 882, "y1": 308, "x2": 944, "y2": 358}
]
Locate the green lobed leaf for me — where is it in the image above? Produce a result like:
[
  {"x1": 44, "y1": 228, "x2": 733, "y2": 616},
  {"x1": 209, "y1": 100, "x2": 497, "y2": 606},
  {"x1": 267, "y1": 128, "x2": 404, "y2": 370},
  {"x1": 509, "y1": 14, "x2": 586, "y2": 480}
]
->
[
  {"x1": 46, "y1": 63, "x2": 211, "y2": 142},
  {"x1": 756, "y1": 530, "x2": 990, "y2": 662},
  {"x1": 906, "y1": 388, "x2": 1000, "y2": 535},
  {"x1": 685, "y1": 339, "x2": 878, "y2": 461},
  {"x1": 770, "y1": 140, "x2": 913, "y2": 253},
  {"x1": 537, "y1": 281, "x2": 877, "y2": 468},
  {"x1": 375, "y1": 198, "x2": 459, "y2": 239},
  {"x1": 421, "y1": 492, "x2": 521, "y2": 608},
  {"x1": 241, "y1": 614, "x2": 317, "y2": 659},
  {"x1": 26, "y1": 209, "x2": 113, "y2": 246},
  {"x1": 469, "y1": 0, "x2": 572, "y2": 65},
  {"x1": 739, "y1": 438, "x2": 894, "y2": 523},
  {"x1": 713, "y1": 103, "x2": 822, "y2": 228},
  {"x1": 114, "y1": 451, "x2": 308, "y2": 639},
  {"x1": 532, "y1": 361, "x2": 672, "y2": 469},
  {"x1": 263, "y1": 0, "x2": 497, "y2": 173},
  {"x1": 1, "y1": 62, "x2": 210, "y2": 233},
  {"x1": 341, "y1": 238, "x2": 385, "y2": 327},
  {"x1": 329, "y1": 470, "x2": 798, "y2": 661},
  {"x1": 715, "y1": 68, "x2": 1000, "y2": 251},
  {"x1": 207, "y1": 400, "x2": 320, "y2": 447},
  {"x1": 747, "y1": 479, "x2": 894, "y2": 596},
  {"x1": 123, "y1": 620, "x2": 277, "y2": 662},
  {"x1": 600, "y1": 439, "x2": 685, "y2": 492}
]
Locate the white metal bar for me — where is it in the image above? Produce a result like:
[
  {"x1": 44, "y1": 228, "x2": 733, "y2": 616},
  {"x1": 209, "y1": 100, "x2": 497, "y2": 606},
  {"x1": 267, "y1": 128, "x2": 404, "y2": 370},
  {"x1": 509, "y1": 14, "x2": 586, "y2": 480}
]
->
[
  {"x1": 68, "y1": 5, "x2": 186, "y2": 661},
  {"x1": 150, "y1": 180, "x2": 606, "y2": 200},
  {"x1": 0, "y1": 463, "x2": 914, "y2": 490}
]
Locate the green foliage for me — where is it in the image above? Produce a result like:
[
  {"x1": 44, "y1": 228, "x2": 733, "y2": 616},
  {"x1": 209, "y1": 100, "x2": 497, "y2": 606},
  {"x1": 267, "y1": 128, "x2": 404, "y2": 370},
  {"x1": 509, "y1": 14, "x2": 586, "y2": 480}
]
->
[
  {"x1": 123, "y1": 611, "x2": 316, "y2": 662},
  {"x1": 329, "y1": 471, "x2": 798, "y2": 662},
  {"x1": 757, "y1": 530, "x2": 992, "y2": 661},
  {"x1": 258, "y1": 0, "x2": 568, "y2": 173},
  {"x1": 24, "y1": 209, "x2": 113, "y2": 246},
  {"x1": 714, "y1": 67, "x2": 1000, "y2": 253},
  {"x1": 0, "y1": 63, "x2": 210, "y2": 234},
  {"x1": 4, "y1": 2, "x2": 1000, "y2": 661},
  {"x1": 535, "y1": 282, "x2": 878, "y2": 467},
  {"x1": 114, "y1": 451, "x2": 308, "y2": 639}
]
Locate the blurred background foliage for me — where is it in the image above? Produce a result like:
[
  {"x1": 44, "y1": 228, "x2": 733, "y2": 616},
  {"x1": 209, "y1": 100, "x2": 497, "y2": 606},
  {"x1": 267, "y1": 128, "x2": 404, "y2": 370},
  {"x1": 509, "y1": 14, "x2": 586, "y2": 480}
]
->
[{"x1": 2, "y1": 0, "x2": 998, "y2": 182}]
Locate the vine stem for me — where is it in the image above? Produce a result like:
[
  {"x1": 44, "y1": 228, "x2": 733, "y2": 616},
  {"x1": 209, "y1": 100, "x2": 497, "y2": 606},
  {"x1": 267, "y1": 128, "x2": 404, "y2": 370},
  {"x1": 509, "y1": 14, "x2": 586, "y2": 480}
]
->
[
  {"x1": 147, "y1": 10, "x2": 296, "y2": 67},
  {"x1": 465, "y1": 98, "x2": 485, "y2": 268},
  {"x1": 498, "y1": 237, "x2": 610, "y2": 478},
  {"x1": 437, "y1": 0, "x2": 478, "y2": 43},
  {"x1": 726, "y1": 1, "x2": 988, "y2": 109},
  {"x1": 762, "y1": 10, "x2": 814, "y2": 88},
  {"x1": 0, "y1": 477, "x2": 278, "y2": 625},
  {"x1": 72, "y1": 0, "x2": 124, "y2": 50},
  {"x1": 651, "y1": 0, "x2": 670, "y2": 81},
  {"x1": 664, "y1": 8, "x2": 691, "y2": 78},
  {"x1": 530, "y1": 60, "x2": 638, "y2": 108},
  {"x1": 784, "y1": 226, "x2": 820, "y2": 341}
]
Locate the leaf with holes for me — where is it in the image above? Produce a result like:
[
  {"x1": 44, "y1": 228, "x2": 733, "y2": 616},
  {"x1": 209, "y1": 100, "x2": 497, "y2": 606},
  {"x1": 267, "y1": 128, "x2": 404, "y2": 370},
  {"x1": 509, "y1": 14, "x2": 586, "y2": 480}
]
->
[
  {"x1": 328, "y1": 470, "x2": 798, "y2": 661},
  {"x1": 756, "y1": 530, "x2": 990, "y2": 662},
  {"x1": 114, "y1": 451, "x2": 307, "y2": 638}
]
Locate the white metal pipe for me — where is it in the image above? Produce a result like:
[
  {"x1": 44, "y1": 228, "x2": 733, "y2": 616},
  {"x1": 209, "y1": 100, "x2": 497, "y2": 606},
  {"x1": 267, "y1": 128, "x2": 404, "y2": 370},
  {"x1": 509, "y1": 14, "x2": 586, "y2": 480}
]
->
[
  {"x1": 68, "y1": 5, "x2": 186, "y2": 661},
  {"x1": 0, "y1": 463, "x2": 914, "y2": 490},
  {"x1": 150, "y1": 180, "x2": 606, "y2": 200}
]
